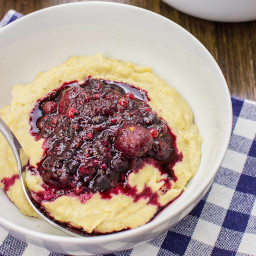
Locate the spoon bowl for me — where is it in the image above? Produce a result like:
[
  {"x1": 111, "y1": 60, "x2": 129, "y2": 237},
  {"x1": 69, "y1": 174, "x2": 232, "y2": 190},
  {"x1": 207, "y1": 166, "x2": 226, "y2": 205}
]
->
[{"x1": 0, "y1": 117, "x2": 82, "y2": 237}]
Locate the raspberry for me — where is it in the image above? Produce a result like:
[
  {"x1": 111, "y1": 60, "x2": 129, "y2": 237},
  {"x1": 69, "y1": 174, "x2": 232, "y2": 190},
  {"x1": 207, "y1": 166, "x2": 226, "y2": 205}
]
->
[
  {"x1": 66, "y1": 107, "x2": 80, "y2": 118},
  {"x1": 118, "y1": 98, "x2": 129, "y2": 107},
  {"x1": 87, "y1": 132, "x2": 93, "y2": 140},
  {"x1": 43, "y1": 101, "x2": 57, "y2": 114},
  {"x1": 125, "y1": 93, "x2": 135, "y2": 99},
  {"x1": 93, "y1": 93, "x2": 100, "y2": 100},
  {"x1": 51, "y1": 116, "x2": 58, "y2": 126},
  {"x1": 149, "y1": 128, "x2": 159, "y2": 138}
]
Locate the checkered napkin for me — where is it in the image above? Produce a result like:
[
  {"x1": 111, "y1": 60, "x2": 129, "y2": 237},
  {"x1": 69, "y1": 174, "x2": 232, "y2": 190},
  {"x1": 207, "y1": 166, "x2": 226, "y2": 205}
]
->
[{"x1": 0, "y1": 10, "x2": 256, "y2": 256}]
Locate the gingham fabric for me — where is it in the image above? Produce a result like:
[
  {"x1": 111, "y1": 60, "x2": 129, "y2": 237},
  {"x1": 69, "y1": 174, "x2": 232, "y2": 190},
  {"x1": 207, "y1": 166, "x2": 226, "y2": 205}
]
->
[{"x1": 0, "y1": 10, "x2": 256, "y2": 256}]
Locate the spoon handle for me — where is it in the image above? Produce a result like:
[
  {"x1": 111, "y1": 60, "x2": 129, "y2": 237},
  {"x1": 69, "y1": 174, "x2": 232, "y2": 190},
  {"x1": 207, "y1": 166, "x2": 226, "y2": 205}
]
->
[
  {"x1": 0, "y1": 117, "x2": 22, "y2": 171},
  {"x1": 0, "y1": 117, "x2": 31, "y2": 212}
]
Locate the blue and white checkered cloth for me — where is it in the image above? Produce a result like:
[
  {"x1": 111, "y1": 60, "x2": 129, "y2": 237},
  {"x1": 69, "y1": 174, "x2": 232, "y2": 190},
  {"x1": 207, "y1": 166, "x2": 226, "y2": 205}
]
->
[{"x1": 0, "y1": 10, "x2": 256, "y2": 256}]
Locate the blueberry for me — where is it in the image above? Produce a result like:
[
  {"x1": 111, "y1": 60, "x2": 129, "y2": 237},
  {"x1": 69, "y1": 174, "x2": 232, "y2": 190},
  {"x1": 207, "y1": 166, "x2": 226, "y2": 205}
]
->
[
  {"x1": 157, "y1": 122, "x2": 168, "y2": 136},
  {"x1": 143, "y1": 112, "x2": 158, "y2": 125},
  {"x1": 37, "y1": 117, "x2": 45, "y2": 129},
  {"x1": 152, "y1": 139, "x2": 170, "y2": 160},
  {"x1": 111, "y1": 157, "x2": 129, "y2": 172},
  {"x1": 131, "y1": 114, "x2": 144, "y2": 125},
  {"x1": 90, "y1": 175, "x2": 112, "y2": 192},
  {"x1": 92, "y1": 115, "x2": 108, "y2": 124},
  {"x1": 66, "y1": 160, "x2": 80, "y2": 174},
  {"x1": 100, "y1": 129, "x2": 115, "y2": 142}
]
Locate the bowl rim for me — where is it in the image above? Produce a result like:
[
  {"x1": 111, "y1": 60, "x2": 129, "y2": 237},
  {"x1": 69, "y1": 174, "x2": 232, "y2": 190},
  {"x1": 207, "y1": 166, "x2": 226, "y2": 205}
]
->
[
  {"x1": 0, "y1": 1, "x2": 232, "y2": 244},
  {"x1": 162, "y1": 0, "x2": 256, "y2": 22}
]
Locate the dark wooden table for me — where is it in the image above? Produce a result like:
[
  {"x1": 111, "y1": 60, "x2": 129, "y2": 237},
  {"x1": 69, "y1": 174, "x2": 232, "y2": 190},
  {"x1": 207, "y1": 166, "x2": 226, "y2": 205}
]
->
[{"x1": 1, "y1": 0, "x2": 255, "y2": 100}]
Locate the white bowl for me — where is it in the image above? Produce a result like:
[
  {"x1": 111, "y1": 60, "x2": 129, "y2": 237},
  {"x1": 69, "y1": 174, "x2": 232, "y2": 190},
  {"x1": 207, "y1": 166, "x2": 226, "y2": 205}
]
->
[
  {"x1": 163, "y1": 0, "x2": 256, "y2": 22},
  {"x1": 0, "y1": 2, "x2": 232, "y2": 255}
]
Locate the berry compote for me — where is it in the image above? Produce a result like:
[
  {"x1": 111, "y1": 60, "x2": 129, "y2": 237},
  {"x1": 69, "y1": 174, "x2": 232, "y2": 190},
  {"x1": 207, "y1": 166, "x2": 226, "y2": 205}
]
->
[{"x1": 28, "y1": 77, "x2": 182, "y2": 196}]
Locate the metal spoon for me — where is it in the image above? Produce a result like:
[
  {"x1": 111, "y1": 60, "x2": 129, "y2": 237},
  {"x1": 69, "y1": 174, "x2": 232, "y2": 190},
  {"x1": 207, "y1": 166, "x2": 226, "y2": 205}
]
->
[{"x1": 0, "y1": 117, "x2": 84, "y2": 237}]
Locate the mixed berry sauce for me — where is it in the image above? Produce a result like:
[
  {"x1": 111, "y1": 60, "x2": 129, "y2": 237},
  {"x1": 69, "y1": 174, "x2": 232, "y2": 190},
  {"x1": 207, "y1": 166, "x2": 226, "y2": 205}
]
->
[
  {"x1": 27, "y1": 77, "x2": 182, "y2": 205},
  {"x1": 1, "y1": 174, "x2": 19, "y2": 192}
]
